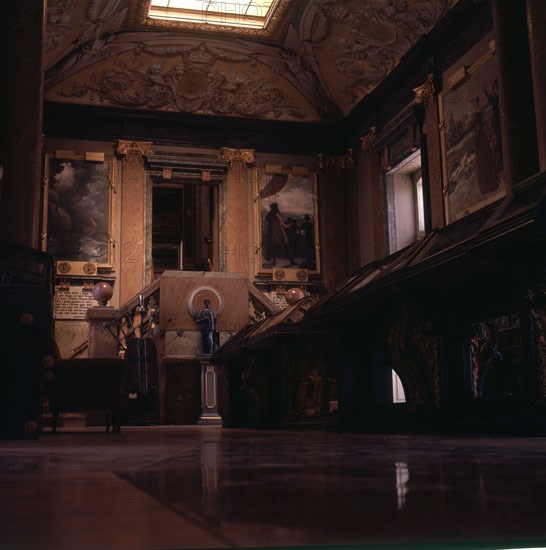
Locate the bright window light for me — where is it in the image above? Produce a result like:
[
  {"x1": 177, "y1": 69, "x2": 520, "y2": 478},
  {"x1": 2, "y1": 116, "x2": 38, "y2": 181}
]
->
[{"x1": 148, "y1": 0, "x2": 280, "y2": 29}]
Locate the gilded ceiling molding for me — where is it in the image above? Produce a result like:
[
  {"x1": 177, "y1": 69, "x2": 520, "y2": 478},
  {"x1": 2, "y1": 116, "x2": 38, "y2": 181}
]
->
[
  {"x1": 116, "y1": 140, "x2": 154, "y2": 160},
  {"x1": 128, "y1": 0, "x2": 293, "y2": 39},
  {"x1": 221, "y1": 148, "x2": 256, "y2": 167},
  {"x1": 360, "y1": 127, "x2": 377, "y2": 152},
  {"x1": 413, "y1": 74, "x2": 436, "y2": 106}
]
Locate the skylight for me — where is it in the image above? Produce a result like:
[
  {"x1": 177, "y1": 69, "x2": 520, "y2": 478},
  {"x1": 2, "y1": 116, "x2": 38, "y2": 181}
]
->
[{"x1": 148, "y1": 0, "x2": 280, "y2": 30}]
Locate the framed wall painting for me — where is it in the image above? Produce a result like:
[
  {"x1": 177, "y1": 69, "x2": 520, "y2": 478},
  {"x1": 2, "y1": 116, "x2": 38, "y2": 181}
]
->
[
  {"x1": 42, "y1": 153, "x2": 114, "y2": 267},
  {"x1": 254, "y1": 169, "x2": 320, "y2": 276},
  {"x1": 439, "y1": 41, "x2": 505, "y2": 223}
]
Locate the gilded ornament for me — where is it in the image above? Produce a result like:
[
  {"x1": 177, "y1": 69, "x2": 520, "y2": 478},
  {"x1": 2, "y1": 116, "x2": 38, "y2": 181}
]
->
[
  {"x1": 116, "y1": 140, "x2": 154, "y2": 160},
  {"x1": 361, "y1": 127, "x2": 377, "y2": 152},
  {"x1": 221, "y1": 148, "x2": 256, "y2": 167},
  {"x1": 413, "y1": 75, "x2": 435, "y2": 105}
]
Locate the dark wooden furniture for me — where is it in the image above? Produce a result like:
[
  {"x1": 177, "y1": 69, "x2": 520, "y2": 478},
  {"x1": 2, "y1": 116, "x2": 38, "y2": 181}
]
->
[
  {"x1": 45, "y1": 358, "x2": 125, "y2": 433},
  {"x1": 0, "y1": 242, "x2": 54, "y2": 438}
]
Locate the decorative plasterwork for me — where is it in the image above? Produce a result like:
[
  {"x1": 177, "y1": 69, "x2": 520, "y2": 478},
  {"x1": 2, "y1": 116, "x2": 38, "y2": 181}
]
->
[
  {"x1": 43, "y1": 0, "x2": 460, "y2": 122},
  {"x1": 45, "y1": 0, "x2": 129, "y2": 73},
  {"x1": 308, "y1": 0, "x2": 458, "y2": 115},
  {"x1": 50, "y1": 40, "x2": 315, "y2": 120},
  {"x1": 116, "y1": 140, "x2": 154, "y2": 160},
  {"x1": 221, "y1": 148, "x2": 256, "y2": 167}
]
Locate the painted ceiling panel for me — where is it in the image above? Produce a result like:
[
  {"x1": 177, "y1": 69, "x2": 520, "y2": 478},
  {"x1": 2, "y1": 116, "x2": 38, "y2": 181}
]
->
[{"x1": 44, "y1": 0, "x2": 458, "y2": 122}]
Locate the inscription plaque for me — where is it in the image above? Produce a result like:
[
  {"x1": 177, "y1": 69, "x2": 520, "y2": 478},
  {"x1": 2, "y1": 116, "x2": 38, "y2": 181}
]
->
[{"x1": 54, "y1": 285, "x2": 97, "y2": 320}]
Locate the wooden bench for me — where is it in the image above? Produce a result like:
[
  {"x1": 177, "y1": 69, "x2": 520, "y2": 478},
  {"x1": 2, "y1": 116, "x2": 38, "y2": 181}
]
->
[{"x1": 45, "y1": 358, "x2": 125, "y2": 433}]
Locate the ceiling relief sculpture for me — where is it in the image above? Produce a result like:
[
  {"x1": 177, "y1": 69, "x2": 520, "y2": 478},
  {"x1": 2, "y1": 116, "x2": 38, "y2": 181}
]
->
[
  {"x1": 51, "y1": 41, "x2": 315, "y2": 120},
  {"x1": 45, "y1": 0, "x2": 130, "y2": 77},
  {"x1": 44, "y1": 0, "x2": 458, "y2": 122},
  {"x1": 309, "y1": 0, "x2": 459, "y2": 113}
]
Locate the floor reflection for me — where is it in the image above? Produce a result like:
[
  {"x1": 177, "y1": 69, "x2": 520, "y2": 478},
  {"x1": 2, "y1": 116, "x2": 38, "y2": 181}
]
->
[
  {"x1": 115, "y1": 430, "x2": 546, "y2": 547},
  {"x1": 395, "y1": 461, "x2": 409, "y2": 511}
]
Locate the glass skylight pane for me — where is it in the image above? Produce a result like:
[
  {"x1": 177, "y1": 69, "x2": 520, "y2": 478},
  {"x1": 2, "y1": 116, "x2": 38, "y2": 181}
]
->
[
  {"x1": 148, "y1": 0, "x2": 279, "y2": 29},
  {"x1": 165, "y1": 0, "x2": 209, "y2": 10}
]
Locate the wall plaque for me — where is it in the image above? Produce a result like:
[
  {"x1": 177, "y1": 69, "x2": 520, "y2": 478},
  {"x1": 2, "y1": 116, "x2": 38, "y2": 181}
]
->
[{"x1": 54, "y1": 285, "x2": 97, "y2": 319}]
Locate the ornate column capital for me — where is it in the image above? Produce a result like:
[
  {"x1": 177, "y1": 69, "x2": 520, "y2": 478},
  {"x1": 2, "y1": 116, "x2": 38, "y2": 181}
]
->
[
  {"x1": 116, "y1": 140, "x2": 154, "y2": 160},
  {"x1": 360, "y1": 127, "x2": 377, "y2": 152},
  {"x1": 318, "y1": 150, "x2": 354, "y2": 171},
  {"x1": 221, "y1": 147, "x2": 255, "y2": 167},
  {"x1": 413, "y1": 74, "x2": 435, "y2": 106}
]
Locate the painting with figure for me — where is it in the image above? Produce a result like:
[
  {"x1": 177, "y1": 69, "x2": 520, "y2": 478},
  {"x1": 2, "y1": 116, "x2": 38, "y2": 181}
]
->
[
  {"x1": 44, "y1": 155, "x2": 113, "y2": 265},
  {"x1": 440, "y1": 46, "x2": 505, "y2": 222},
  {"x1": 256, "y1": 170, "x2": 319, "y2": 273}
]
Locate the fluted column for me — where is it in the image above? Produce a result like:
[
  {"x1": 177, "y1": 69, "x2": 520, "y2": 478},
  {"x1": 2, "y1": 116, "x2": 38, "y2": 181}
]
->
[
  {"x1": 221, "y1": 148, "x2": 255, "y2": 276},
  {"x1": 491, "y1": 0, "x2": 539, "y2": 187},
  {"x1": 116, "y1": 140, "x2": 153, "y2": 304},
  {"x1": 0, "y1": 1, "x2": 46, "y2": 248},
  {"x1": 526, "y1": 0, "x2": 546, "y2": 171}
]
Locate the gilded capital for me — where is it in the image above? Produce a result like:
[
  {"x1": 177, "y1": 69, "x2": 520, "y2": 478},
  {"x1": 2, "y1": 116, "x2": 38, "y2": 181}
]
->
[
  {"x1": 221, "y1": 147, "x2": 255, "y2": 167},
  {"x1": 360, "y1": 127, "x2": 377, "y2": 152},
  {"x1": 318, "y1": 151, "x2": 353, "y2": 171},
  {"x1": 116, "y1": 140, "x2": 154, "y2": 160},
  {"x1": 413, "y1": 74, "x2": 435, "y2": 106}
]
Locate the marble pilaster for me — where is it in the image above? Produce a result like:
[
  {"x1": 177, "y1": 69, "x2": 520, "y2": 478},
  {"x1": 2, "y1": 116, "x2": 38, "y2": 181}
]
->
[
  {"x1": 116, "y1": 140, "x2": 153, "y2": 304},
  {"x1": 221, "y1": 148, "x2": 254, "y2": 276}
]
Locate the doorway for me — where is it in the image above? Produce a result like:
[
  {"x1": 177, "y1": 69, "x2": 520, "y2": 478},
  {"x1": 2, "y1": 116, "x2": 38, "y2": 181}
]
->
[{"x1": 151, "y1": 183, "x2": 214, "y2": 277}]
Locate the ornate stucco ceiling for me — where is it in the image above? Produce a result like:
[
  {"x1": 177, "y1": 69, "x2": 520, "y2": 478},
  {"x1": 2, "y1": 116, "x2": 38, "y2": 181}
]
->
[{"x1": 44, "y1": 0, "x2": 459, "y2": 123}]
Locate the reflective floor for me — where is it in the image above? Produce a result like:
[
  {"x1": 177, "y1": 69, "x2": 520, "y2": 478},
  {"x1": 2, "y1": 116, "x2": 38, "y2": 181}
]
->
[{"x1": 1, "y1": 426, "x2": 546, "y2": 549}]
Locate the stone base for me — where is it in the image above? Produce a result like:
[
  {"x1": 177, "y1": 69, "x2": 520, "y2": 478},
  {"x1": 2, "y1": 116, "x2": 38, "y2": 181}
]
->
[{"x1": 197, "y1": 414, "x2": 222, "y2": 426}]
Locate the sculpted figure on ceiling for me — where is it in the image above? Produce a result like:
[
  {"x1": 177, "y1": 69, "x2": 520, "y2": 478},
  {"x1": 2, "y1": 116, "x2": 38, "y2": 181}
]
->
[
  {"x1": 54, "y1": 42, "x2": 310, "y2": 120},
  {"x1": 312, "y1": 0, "x2": 457, "y2": 110},
  {"x1": 46, "y1": 0, "x2": 129, "y2": 84},
  {"x1": 44, "y1": 0, "x2": 459, "y2": 122}
]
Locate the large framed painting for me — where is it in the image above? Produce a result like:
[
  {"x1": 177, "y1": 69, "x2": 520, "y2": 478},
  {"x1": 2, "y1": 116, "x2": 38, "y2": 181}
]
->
[
  {"x1": 42, "y1": 153, "x2": 114, "y2": 266},
  {"x1": 439, "y1": 41, "x2": 505, "y2": 223},
  {"x1": 254, "y1": 169, "x2": 320, "y2": 276}
]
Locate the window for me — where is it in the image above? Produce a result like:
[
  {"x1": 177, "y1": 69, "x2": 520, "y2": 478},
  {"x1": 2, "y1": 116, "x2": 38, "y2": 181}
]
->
[
  {"x1": 392, "y1": 370, "x2": 406, "y2": 403},
  {"x1": 148, "y1": 0, "x2": 280, "y2": 29},
  {"x1": 385, "y1": 149, "x2": 425, "y2": 254}
]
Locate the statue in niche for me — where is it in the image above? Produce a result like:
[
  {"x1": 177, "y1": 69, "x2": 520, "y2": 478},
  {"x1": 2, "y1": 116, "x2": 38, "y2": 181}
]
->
[{"x1": 195, "y1": 299, "x2": 219, "y2": 354}]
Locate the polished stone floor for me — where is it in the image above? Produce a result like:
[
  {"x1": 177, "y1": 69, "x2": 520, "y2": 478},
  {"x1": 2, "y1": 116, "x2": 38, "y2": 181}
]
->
[{"x1": 1, "y1": 426, "x2": 546, "y2": 549}]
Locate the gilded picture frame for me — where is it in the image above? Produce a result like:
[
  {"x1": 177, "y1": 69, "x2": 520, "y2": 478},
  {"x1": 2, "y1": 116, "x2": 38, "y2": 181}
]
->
[
  {"x1": 439, "y1": 41, "x2": 505, "y2": 223},
  {"x1": 254, "y1": 168, "x2": 320, "y2": 276},
  {"x1": 42, "y1": 153, "x2": 115, "y2": 267}
]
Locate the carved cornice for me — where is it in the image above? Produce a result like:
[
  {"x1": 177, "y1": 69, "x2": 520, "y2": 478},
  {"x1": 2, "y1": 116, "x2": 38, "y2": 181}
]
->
[
  {"x1": 116, "y1": 140, "x2": 154, "y2": 160},
  {"x1": 221, "y1": 148, "x2": 255, "y2": 167},
  {"x1": 413, "y1": 74, "x2": 436, "y2": 106}
]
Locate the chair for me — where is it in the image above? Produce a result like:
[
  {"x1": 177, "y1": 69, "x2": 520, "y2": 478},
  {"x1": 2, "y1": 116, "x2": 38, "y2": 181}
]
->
[{"x1": 45, "y1": 358, "x2": 125, "y2": 433}]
